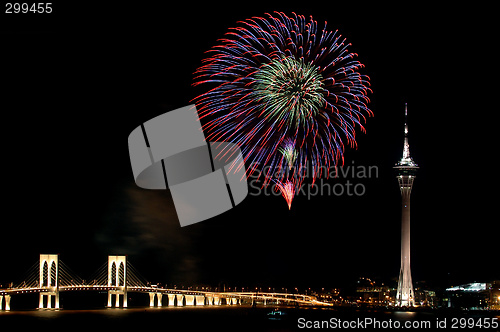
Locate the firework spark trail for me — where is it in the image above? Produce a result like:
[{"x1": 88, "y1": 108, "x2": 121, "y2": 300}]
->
[
  {"x1": 274, "y1": 179, "x2": 296, "y2": 210},
  {"x1": 193, "y1": 12, "x2": 372, "y2": 208}
]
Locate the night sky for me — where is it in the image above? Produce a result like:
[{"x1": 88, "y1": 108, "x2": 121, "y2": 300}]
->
[{"x1": 1, "y1": 3, "x2": 497, "y2": 291}]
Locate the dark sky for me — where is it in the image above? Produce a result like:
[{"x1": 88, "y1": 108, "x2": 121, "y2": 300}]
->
[{"x1": 1, "y1": 3, "x2": 497, "y2": 291}]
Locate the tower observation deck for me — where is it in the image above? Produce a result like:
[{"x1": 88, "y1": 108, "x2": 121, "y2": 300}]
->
[{"x1": 394, "y1": 103, "x2": 419, "y2": 307}]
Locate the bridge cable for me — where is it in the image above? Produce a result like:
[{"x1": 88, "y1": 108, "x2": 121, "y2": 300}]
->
[
  {"x1": 86, "y1": 262, "x2": 108, "y2": 286},
  {"x1": 13, "y1": 261, "x2": 39, "y2": 289},
  {"x1": 58, "y1": 260, "x2": 84, "y2": 287},
  {"x1": 126, "y1": 262, "x2": 149, "y2": 288}
]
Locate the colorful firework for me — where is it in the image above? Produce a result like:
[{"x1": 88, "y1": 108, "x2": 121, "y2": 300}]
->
[
  {"x1": 193, "y1": 12, "x2": 372, "y2": 208},
  {"x1": 278, "y1": 137, "x2": 298, "y2": 170},
  {"x1": 274, "y1": 179, "x2": 296, "y2": 210}
]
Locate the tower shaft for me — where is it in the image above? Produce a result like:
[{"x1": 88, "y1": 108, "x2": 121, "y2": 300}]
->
[{"x1": 396, "y1": 179, "x2": 415, "y2": 306}]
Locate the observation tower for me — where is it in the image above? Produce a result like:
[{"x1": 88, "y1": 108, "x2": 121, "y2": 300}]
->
[{"x1": 394, "y1": 103, "x2": 419, "y2": 307}]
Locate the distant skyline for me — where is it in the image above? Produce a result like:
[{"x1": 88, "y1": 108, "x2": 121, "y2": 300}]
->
[{"x1": 1, "y1": 3, "x2": 497, "y2": 291}]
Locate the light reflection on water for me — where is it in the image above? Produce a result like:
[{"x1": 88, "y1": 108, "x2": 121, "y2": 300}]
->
[{"x1": 393, "y1": 310, "x2": 417, "y2": 318}]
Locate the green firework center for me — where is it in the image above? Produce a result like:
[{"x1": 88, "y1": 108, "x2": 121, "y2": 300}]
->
[{"x1": 253, "y1": 56, "x2": 326, "y2": 127}]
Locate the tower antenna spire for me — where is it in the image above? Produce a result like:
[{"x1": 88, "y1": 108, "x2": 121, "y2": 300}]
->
[
  {"x1": 405, "y1": 103, "x2": 408, "y2": 130},
  {"x1": 399, "y1": 103, "x2": 416, "y2": 166}
]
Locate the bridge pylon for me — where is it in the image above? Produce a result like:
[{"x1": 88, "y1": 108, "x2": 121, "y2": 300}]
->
[
  {"x1": 149, "y1": 292, "x2": 163, "y2": 307},
  {"x1": 107, "y1": 255, "x2": 127, "y2": 308},
  {"x1": 0, "y1": 295, "x2": 11, "y2": 310},
  {"x1": 39, "y1": 254, "x2": 59, "y2": 309}
]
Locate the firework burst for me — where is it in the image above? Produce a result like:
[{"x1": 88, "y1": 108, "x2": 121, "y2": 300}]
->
[
  {"x1": 193, "y1": 12, "x2": 372, "y2": 208},
  {"x1": 278, "y1": 137, "x2": 298, "y2": 170}
]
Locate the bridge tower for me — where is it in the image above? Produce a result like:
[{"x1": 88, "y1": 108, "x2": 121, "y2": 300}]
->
[
  {"x1": 39, "y1": 254, "x2": 59, "y2": 309},
  {"x1": 107, "y1": 255, "x2": 127, "y2": 308}
]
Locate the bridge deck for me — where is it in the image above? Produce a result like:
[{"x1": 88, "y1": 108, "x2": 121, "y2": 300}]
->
[{"x1": 1, "y1": 286, "x2": 330, "y2": 306}]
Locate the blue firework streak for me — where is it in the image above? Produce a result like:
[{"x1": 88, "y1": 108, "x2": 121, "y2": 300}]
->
[{"x1": 193, "y1": 12, "x2": 372, "y2": 207}]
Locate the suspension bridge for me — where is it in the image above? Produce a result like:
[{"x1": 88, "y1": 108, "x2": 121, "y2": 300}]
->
[{"x1": 0, "y1": 254, "x2": 330, "y2": 310}]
